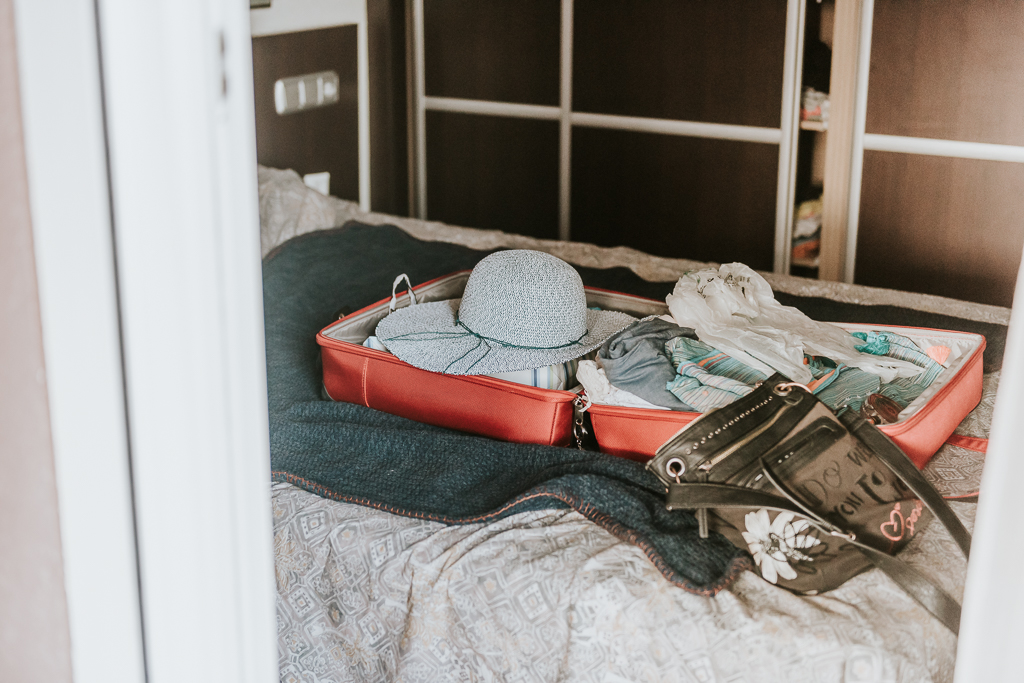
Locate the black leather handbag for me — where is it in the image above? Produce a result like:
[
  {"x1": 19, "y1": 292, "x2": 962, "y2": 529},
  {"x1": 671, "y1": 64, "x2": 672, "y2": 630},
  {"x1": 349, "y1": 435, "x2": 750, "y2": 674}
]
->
[{"x1": 647, "y1": 374, "x2": 971, "y2": 633}]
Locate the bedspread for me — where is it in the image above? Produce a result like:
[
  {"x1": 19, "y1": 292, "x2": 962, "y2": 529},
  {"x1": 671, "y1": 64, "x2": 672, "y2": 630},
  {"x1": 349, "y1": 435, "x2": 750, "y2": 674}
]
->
[
  {"x1": 271, "y1": 382, "x2": 992, "y2": 683},
  {"x1": 273, "y1": 484, "x2": 976, "y2": 683},
  {"x1": 261, "y1": 165, "x2": 999, "y2": 682}
]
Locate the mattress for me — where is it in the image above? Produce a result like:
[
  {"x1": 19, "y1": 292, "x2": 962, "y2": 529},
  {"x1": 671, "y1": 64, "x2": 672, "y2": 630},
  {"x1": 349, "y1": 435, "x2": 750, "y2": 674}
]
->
[{"x1": 261, "y1": 165, "x2": 998, "y2": 683}]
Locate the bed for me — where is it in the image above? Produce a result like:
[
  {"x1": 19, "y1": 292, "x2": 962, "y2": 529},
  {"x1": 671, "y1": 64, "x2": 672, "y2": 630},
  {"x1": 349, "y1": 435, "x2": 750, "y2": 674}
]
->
[{"x1": 260, "y1": 165, "x2": 1001, "y2": 683}]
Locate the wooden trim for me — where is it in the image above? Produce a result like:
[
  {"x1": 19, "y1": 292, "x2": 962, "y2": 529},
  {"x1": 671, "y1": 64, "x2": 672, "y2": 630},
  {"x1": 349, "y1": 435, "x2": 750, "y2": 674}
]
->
[
  {"x1": 405, "y1": 0, "x2": 416, "y2": 215},
  {"x1": 425, "y1": 96, "x2": 560, "y2": 119},
  {"x1": 571, "y1": 112, "x2": 780, "y2": 143},
  {"x1": 357, "y1": 11, "x2": 371, "y2": 210},
  {"x1": 818, "y1": 0, "x2": 862, "y2": 281},
  {"x1": 249, "y1": 0, "x2": 364, "y2": 37},
  {"x1": 412, "y1": 0, "x2": 426, "y2": 218}
]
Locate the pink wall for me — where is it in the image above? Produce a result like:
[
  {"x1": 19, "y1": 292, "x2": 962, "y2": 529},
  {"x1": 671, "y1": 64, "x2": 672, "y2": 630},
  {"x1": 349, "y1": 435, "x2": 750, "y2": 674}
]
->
[{"x1": 0, "y1": 0, "x2": 74, "y2": 679}]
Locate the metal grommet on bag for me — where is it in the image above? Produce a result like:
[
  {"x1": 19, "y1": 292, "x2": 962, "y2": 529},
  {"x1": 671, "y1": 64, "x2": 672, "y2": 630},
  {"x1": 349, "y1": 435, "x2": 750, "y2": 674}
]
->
[{"x1": 665, "y1": 457, "x2": 686, "y2": 482}]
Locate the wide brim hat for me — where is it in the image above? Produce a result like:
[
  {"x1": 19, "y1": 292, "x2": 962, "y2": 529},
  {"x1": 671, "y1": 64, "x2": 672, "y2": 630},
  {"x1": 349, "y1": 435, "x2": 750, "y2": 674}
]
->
[{"x1": 375, "y1": 250, "x2": 636, "y2": 375}]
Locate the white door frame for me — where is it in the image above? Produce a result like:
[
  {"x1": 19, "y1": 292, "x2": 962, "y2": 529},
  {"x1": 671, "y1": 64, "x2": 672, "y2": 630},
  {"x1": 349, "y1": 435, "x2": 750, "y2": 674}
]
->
[
  {"x1": 955, "y1": 251, "x2": 1024, "y2": 680},
  {"x1": 14, "y1": 0, "x2": 277, "y2": 681},
  {"x1": 13, "y1": 1, "x2": 145, "y2": 680}
]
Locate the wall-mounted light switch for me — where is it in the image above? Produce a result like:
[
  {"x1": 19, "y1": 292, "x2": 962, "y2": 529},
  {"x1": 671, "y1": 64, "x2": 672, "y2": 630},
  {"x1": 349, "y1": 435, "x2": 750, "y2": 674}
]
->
[{"x1": 274, "y1": 70, "x2": 340, "y2": 115}]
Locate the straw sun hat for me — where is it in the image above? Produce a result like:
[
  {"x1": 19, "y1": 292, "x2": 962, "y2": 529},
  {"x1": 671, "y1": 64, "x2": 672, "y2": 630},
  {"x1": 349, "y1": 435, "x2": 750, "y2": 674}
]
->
[{"x1": 375, "y1": 250, "x2": 636, "y2": 375}]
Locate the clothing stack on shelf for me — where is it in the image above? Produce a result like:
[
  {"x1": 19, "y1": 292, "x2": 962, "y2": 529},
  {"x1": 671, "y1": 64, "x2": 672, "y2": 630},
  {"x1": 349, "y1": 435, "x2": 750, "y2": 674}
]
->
[
  {"x1": 800, "y1": 87, "x2": 830, "y2": 126},
  {"x1": 791, "y1": 197, "x2": 822, "y2": 268}
]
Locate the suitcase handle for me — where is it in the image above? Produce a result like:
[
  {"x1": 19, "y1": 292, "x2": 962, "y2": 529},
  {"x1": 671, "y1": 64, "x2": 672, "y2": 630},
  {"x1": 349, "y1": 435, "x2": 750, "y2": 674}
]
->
[{"x1": 388, "y1": 273, "x2": 419, "y2": 312}]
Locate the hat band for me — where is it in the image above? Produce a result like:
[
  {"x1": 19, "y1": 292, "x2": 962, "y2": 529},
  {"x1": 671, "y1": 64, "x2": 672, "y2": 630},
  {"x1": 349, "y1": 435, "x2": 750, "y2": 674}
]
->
[{"x1": 382, "y1": 317, "x2": 590, "y2": 373}]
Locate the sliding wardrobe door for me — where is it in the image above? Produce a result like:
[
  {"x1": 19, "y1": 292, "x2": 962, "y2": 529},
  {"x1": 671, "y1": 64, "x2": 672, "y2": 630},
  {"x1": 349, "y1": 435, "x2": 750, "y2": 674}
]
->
[
  {"x1": 421, "y1": 0, "x2": 562, "y2": 239},
  {"x1": 412, "y1": 0, "x2": 805, "y2": 271},
  {"x1": 570, "y1": 0, "x2": 786, "y2": 269},
  {"x1": 853, "y1": 1, "x2": 1024, "y2": 307}
]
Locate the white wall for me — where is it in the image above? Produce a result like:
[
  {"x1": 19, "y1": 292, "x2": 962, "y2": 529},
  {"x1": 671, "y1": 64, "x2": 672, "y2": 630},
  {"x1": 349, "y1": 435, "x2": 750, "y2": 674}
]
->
[{"x1": 250, "y1": 0, "x2": 365, "y2": 36}]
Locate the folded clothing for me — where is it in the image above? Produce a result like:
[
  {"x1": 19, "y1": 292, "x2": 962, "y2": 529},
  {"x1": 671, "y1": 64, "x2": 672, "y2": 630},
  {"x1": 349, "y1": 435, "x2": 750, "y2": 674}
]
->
[
  {"x1": 364, "y1": 335, "x2": 582, "y2": 391},
  {"x1": 591, "y1": 323, "x2": 947, "y2": 416},
  {"x1": 665, "y1": 337, "x2": 765, "y2": 412},
  {"x1": 666, "y1": 264, "x2": 923, "y2": 384},
  {"x1": 598, "y1": 318, "x2": 698, "y2": 410},
  {"x1": 853, "y1": 332, "x2": 946, "y2": 409},
  {"x1": 577, "y1": 360, "x2": 667, "y2": 410}
]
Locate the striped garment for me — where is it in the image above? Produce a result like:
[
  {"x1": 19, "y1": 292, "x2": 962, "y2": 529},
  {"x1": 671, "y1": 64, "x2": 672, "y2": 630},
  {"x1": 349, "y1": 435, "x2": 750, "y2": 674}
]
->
[
  {"x1": 807, "y1": 358, "x2": 879, "y2": 412},
  {"x1": 665, "y1": 337, "x2": 767, "y2": 411},
  {"x1": 853, "y1": 331, "x2": 944, "y2": 408},
  {"x1": 664, "y1": 332, "x2": 942, "y2": 414}
]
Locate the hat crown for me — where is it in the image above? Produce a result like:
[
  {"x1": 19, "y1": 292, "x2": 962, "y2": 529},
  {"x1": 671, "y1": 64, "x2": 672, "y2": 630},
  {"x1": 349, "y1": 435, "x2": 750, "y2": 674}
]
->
[{"x1": 458, "y1": 250, "x2": 587, "y2": 347}]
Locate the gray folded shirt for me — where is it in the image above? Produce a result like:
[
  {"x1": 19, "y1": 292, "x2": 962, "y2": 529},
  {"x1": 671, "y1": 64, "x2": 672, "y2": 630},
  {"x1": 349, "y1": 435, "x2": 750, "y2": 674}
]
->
[{"x1": 598, "y1": 318, "x2": 698, "y2": 411}]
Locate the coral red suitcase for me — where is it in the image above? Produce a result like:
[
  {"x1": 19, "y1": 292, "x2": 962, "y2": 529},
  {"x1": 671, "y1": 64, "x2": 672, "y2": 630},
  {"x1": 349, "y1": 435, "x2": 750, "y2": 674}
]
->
[{"x1": 318, "y1": 272, "x2": 985, "y2": 468}]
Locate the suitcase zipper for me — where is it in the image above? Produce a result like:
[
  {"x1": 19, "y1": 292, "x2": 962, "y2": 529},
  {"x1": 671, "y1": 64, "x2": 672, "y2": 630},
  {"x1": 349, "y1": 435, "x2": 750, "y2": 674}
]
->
[{"x1": 573, "y1": 394, "x2": 591, "y2": 450}]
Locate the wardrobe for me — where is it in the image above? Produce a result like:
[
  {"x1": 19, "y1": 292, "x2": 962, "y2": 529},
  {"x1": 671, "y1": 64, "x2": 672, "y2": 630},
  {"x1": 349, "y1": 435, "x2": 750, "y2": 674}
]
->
[{"x1": 250, "y1": 0, "x2": 1024, "y2": 307}]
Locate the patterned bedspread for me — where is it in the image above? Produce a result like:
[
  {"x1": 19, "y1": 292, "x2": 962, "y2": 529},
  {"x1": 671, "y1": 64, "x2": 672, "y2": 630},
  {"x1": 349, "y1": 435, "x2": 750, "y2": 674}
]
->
[{"x1": 261, "y1": 166, "x2": 998, "y2": 683}]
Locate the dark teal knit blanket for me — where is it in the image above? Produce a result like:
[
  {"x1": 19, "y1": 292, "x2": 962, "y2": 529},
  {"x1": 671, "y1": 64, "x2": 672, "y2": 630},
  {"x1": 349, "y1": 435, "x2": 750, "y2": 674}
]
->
[{"x1": 263, "y1": 222, "x2": 1004, "y2": 594}]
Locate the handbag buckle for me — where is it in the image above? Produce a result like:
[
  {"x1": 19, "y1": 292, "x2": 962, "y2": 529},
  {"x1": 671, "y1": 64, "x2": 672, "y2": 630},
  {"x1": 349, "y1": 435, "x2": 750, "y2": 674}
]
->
[{"x1": 772, "y1": 381, "x2": 811, "y2": 396}]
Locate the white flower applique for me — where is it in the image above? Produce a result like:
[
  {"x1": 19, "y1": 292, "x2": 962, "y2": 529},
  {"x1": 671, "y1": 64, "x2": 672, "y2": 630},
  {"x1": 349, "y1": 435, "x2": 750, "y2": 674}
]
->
[{"x1": 741, "y1": 509, "x2": 822, "y2": 584}]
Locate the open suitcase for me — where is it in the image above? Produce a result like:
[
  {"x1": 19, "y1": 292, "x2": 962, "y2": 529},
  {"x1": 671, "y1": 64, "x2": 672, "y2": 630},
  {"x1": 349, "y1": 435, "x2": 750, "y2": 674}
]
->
[{"x1": 318, "y1": 271, "x2": 986, "y2": 469}]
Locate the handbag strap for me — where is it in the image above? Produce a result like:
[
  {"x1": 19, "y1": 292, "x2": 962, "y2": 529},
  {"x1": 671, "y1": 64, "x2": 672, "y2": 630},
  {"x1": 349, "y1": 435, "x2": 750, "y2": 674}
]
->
[
  {"x1": 838, "y1": 409, "x2": 972, "y2": 559},
  {"x1": 666, "y1": 482, "x2": 962, "y2": 633}
]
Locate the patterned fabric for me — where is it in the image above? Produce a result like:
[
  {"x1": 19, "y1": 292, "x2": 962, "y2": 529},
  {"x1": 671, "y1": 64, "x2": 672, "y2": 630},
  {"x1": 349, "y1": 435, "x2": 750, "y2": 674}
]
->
[
  {"x1": 664, "y1": 332, "x2": 946, "y2": 415},
  {"x1": 809, "y1": 359, "x2": 880, "y2": 412},
  {"x1": 272, "y1": 376, "x2": 995, "y2": 682},
  {"x1": 665, "y1": 361, "x2": 755, "y2": 412},
  {"x1": 665, "y1": 337, "x2": 765, "y2": 411},
  {"x1": 273, "y1": 485, "x2": 973, "y2": 683}
]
